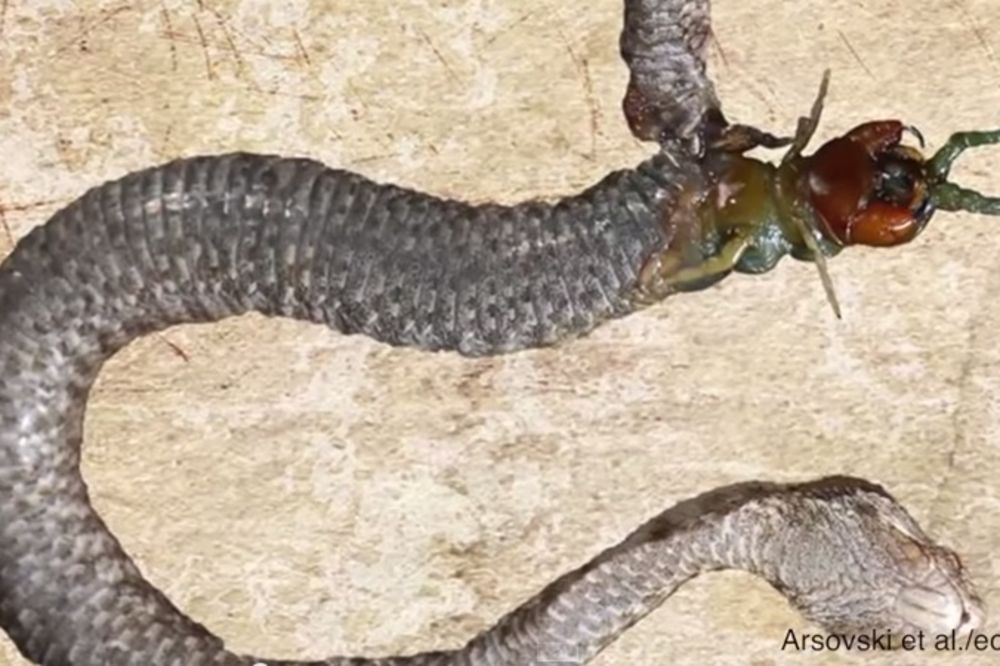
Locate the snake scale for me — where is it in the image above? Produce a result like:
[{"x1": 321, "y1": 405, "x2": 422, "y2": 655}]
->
[{"x1": 0, "y1": 1, "x2": 991, "y2": 664}]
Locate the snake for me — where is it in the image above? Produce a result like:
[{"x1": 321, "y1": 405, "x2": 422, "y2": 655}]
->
[{"x1": 1, "y1": 1, "x2": 995, "y2": 664}]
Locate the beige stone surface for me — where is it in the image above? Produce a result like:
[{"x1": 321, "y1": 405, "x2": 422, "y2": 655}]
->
[{"x1": 2, "y1": 0, "x2": 1000, "y2": 664}]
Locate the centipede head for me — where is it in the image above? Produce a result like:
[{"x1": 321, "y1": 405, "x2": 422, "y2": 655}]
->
[
  {"x1": 770, "y1": 71, "x2": 999, "y2": 317},
  {"x1": 805, "y1": 121, "x2": 933, "y2": 247}
]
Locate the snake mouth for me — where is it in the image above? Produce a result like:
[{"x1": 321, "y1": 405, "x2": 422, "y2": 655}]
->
[{"x1": 895, "y1": 582, "x2": 984, "y2": 636}]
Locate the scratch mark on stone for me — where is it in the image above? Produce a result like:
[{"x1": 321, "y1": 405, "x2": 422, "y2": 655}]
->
[
  {"x1": 0, "y1": 204, "x2": 13, "y2": 248},
  {"x1": 739, "y1": 77, "x2": 780, "y2": 126},
  {"x1": 926, "y1": 273, "x2": 990, "y2": 533},
  {"x1": 209, "y1": 8, "x2": 246, "y2": 77},
  {"x1": 52, "y1": 3, "x2": 132, "y2": 57},
  {"x1": 353, "y1": 152, "x2": 403, "y2": 165},
  {"x1": 837, "y1": 30, "x2": 874, "y2": 79},
  {"x1": 160, "y1": 1, "x2": 179, "y2": 72},
  {"x1": 483, "y1": 10, "x2": 535, "y2": 47},
  {"x1": 293, "y1": 28, "x2": 311, "y2": 68},
  {"x1": 0, "y1": 0, "x2": 8, "y2": 40},
  {"x1": 414, "y1": 25, "x2": 458, "y2": 82},
  {"x1": 191, "y1": 11, "x2": 215, "y2": 80},
  {"x1": 557, "y1": 26, "x2": 599, "y2": 160},
  {"x1": 1, "y1": 197, "x2": 67, "y2": 213},
  {"x1": 155, "y1": 124, "x2": 175, "y2": 161},
  {"x1": 710, "y1": 28, "x2": 729, "y2": 69},
  {"x1": 246, "y1": 85, "x2": 320, "y2": 102},
  {"x1": 203, "y1": 3, "x2": 268, "y2": 56},
  {"x1": 954, "y1": 0, "x2": 996, "y2": 67},
  {"x1": 156, "y1": 334, "x2": 190, "y2": 362},
  {"x1": 159, "y1": 28, "x2": 294, "y2": 63}
]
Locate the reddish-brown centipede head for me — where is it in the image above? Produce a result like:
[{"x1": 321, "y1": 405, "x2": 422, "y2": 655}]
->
[{"x1": 805, "y1": 121, "x2": 933, "y2": 247}]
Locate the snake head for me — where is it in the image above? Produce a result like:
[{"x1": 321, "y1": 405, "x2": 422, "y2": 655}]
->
[
  {"x1": 804, "y1": 121, "x2": 933, "y2": 247},
  {"x1": 774, "y1": 478, "x2": 983, "y2": 645}
]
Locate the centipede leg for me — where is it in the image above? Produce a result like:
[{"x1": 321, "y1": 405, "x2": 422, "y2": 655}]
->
[
  {"x1": 665, "y1": 233, "x2": 751, "y2": 287},
  {"x1": 930, "y1": 129, "x2": 1000, "y2": 180},
  {"x1": 929, "y1": 129, "x2": 1000, "y2": 215},
  {"x1": 636, "y1": 231, "x2": 751, "y2": 302}
]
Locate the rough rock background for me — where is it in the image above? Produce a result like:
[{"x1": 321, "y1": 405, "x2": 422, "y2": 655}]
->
[{"x1": 1, "y1": 0, "x2": 999, "y2": 664}]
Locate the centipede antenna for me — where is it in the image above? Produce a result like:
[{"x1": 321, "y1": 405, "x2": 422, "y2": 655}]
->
[
  {"x1": 790, "y1": 214, "x2": 843, "y2": 319},
  {"x1": 929, "y1": 129, "x2": 1000, "y2": 180},
  {"x1": 781, "y1": 69, "x2": 841, "y2": 318},
  {"x1": 782, "y1": 69, "x2": 831, "y2": 166},
  {"x1": 932, "y1": 182, "x2": 1000, "y2": 215},
  {"x1": 928, "y1": 129, "x2": 1000, "y2": 216},
  {"x1": 816, "y1": 256, "x2": 843, "y2": 319}
]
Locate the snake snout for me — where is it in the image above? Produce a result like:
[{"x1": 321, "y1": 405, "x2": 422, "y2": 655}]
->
[{"x1": 895, "y1": 575, "x2": 984, "y2": 637}]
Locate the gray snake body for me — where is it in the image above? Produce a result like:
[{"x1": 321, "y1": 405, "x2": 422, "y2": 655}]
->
[
  {"x1": 0, "y1": 152, "x2": 682, "y2": 357},
  {"x1": 0, "y1": 1, "x2": 984, "y2": 665}
]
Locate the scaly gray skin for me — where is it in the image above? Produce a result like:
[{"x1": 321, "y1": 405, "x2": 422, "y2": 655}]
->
[
  {"x1": 621, "y1": 0, "x2": 721, "y2": 143},
  {"x1": 0, "y1": 158, "x2": 985, "y2": 666},
  {"x1": 229, "y1": 478, "x2": 985, "y2": 665},
  {"x1": 0, "y1": 151, "x2": 697, "y2": 665},
  {"x1": 434, "y1": 476, "x2": 984, "y2": 665},
  {"x1": 0, "y1": 1, "x2": 982, "y2": 665}
]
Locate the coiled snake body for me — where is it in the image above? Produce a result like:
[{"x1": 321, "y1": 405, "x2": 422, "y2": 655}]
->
[{"x1": 0, "y1": 1, "x2": 987, "y2": 665}]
